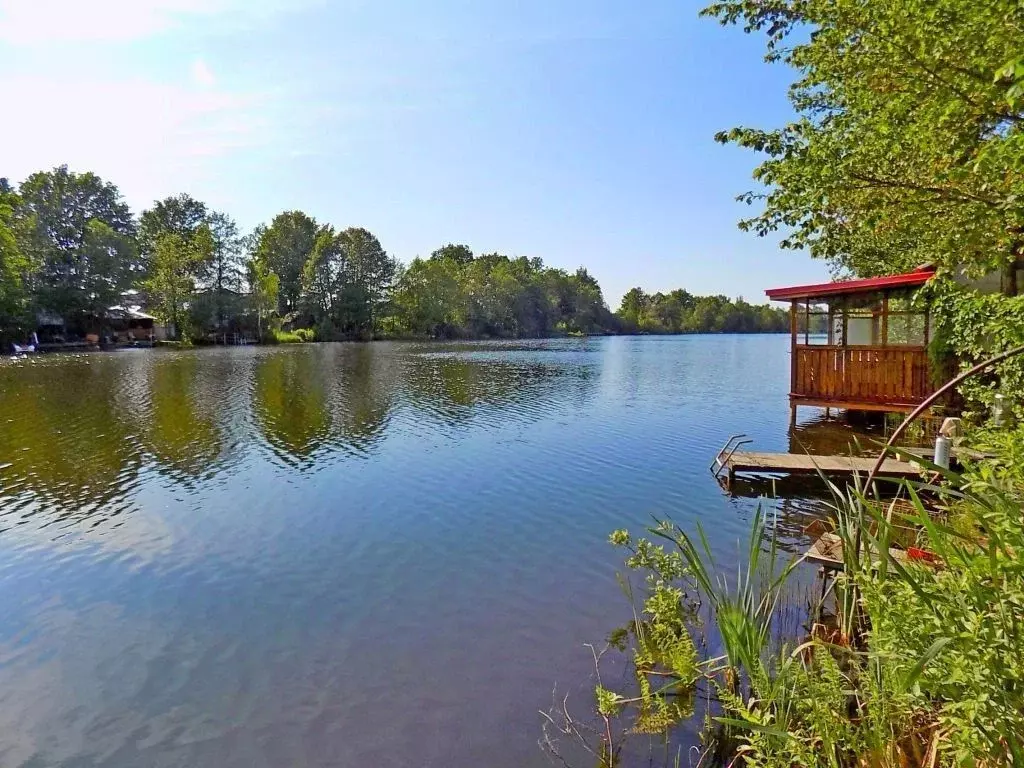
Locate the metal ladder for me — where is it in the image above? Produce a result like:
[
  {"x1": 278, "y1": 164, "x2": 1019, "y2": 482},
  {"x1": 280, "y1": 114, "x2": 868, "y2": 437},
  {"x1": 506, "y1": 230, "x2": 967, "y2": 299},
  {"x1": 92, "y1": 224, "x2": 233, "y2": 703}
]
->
[{"x1": 710, "y1": 433, "x2": 752, "y2": 481}]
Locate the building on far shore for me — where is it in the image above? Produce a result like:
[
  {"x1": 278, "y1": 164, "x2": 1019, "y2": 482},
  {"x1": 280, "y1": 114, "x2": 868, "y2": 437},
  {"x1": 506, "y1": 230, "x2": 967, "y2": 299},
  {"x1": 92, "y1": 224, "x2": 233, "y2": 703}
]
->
[{"x1": 104, "y1": 305, "x2": 165, "y2": 343}]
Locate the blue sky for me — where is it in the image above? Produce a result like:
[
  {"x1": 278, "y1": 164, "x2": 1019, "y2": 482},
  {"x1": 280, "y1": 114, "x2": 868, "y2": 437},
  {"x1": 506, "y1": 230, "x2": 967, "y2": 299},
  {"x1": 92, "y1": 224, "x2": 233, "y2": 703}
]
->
[{"x1": 0, "y1": 0, "x2": 830, "y2": 305}]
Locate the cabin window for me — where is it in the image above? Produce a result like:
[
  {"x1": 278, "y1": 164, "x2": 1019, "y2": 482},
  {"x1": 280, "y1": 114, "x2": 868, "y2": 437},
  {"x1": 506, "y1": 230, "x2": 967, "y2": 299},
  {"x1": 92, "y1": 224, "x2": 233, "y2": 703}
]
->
[
  {"x1": 801, "y1": 302, "x2": 830, "y2": 344},
  {"x1": 846, "y1": 313, "x2": 878, "y2": 345},
  {"x1": 885, "y1": 312, "x2": 927, "y2": 346}
]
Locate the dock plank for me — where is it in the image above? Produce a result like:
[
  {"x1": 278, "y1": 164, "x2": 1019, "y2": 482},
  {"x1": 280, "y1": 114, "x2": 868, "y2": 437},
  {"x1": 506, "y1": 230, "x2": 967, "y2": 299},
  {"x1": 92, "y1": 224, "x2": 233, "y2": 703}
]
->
[
  {"x1": 723, "y1": 451, "x2": 920, "y2": 479},
  {"x1": 805, "y1": 533, "x2": 913, "y2": 570}
]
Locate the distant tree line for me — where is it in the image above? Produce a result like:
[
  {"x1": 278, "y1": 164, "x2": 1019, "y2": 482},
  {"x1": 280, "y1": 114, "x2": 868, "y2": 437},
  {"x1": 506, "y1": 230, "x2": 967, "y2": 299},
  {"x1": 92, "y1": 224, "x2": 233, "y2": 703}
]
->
[
  {"x1": 616, "y1": 287, "x2": 789, "y2": 334},
  {"x1": 0, "y1": 166, "x2": 618, "y2": 343},
  {"x1": 0, "y1": 165, "x2": 785, "y2": 345},
  {"x1": 388, "y1": 245, "x2": 613, "y2": 338}
]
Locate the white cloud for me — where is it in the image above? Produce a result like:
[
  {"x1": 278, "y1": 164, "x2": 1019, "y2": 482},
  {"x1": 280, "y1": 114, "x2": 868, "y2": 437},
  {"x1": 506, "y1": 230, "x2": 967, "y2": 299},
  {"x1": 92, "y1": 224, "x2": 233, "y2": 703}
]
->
[
  {"x1": 0, "y1": 0, "x2": 311, "y2": 44},
  {"x1": 190, "y1": 57, "x2": 216, "y2": 88},
  {"x1": 0, "y1": 0, "x2": 226, "y2": 44},
  {"x1": 0, "y1": 74, "x2": 271, "y2": 207},
  {"x1": 0, "y1": 0, "x2": 319, "y2": 209}
]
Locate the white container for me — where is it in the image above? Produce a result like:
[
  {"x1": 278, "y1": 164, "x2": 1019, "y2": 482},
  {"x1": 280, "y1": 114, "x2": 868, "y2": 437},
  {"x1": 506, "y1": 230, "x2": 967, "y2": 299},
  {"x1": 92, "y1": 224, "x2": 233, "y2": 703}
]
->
[
  {"x1": 934, "y1": 435, "x2": 952, "y2": 470},
  {"x1": 993, "y1": 394, "x2": 1008, "y2": 427}
]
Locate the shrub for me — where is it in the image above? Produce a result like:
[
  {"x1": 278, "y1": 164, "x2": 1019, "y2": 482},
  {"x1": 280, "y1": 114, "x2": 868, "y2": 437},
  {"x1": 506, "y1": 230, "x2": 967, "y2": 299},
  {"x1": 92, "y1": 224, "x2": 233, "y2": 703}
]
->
[
  {"x1": 263, "y1": 328, "x2": 312, "y2": 344},
  {"x1": 559, "y1": 432, "x2": 1024, "y2": 767}
]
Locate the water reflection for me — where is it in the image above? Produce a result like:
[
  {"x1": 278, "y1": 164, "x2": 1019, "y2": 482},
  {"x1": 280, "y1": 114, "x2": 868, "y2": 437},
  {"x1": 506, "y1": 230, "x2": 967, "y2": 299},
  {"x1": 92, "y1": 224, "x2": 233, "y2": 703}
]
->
[
  {"x1": 0, "y1": 341, "x2": 604, "y2": 531},
  {"x1": 0, "y1": 358, "x2": 142, "y2": 527},
  {"x1": 0, "y1": 336, "x2": 848, "y2": 768},
  {"x1": 253, "y1": 348, "x2": 333, "y2": 465},
  {"x1": 788, "y1": 411, "x2": 885, "y2": 455},
  {"x1": 325, "y1": 344, "x2": 394, "y2": 456},
  {"x1": 144, "y1": 356, "x2": 224, "y2": 482}
]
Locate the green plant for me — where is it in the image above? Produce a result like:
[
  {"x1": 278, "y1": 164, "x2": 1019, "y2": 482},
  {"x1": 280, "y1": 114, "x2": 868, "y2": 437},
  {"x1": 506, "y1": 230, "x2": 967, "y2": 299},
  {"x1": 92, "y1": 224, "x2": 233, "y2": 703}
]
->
[
  {"x1": 571, "y1": 432, "x2": 1024, "y2": 768},
  {"x1": 263, "y1": 328, "x2": 310, "y2": 344},
  {"x1": 927, "y1": 281, "x2": 1024, "y2": 420}
]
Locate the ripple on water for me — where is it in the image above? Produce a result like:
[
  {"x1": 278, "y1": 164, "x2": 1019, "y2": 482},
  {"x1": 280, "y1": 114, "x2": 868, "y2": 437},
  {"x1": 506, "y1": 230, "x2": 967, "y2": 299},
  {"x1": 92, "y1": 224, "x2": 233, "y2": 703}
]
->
[{"x1": 0, "y1": 337, "x2": 874, "y2": 767}]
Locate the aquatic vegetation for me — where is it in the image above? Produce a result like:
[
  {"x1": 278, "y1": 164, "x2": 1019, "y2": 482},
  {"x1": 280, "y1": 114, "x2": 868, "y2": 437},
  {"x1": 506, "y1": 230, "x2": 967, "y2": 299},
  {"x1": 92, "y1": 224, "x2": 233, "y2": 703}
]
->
[{"x1": 562, "y1": 433, "x2": 1024, "y2": 767}]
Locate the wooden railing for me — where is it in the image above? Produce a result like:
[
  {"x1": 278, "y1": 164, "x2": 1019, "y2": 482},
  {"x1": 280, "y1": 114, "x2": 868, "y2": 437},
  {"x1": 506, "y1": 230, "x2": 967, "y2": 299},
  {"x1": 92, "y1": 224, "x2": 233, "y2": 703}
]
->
[{"x1": 792, "y1": 345, "x2": 931, "y2": 406}]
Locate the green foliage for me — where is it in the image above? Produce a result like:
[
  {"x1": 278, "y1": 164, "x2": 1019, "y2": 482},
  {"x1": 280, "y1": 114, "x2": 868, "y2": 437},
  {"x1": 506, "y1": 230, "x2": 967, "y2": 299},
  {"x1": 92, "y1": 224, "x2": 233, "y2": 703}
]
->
[
  {"x1": 616, "y1": 287, "x2": 789, "y2": 333},
  {"x1": 300, "y1": 226, "x2": 396, "y2": 337},
  {"x1": 138, "y1": 193, "x2": 208, "y2": 269},
  {"x1": 247, "y1": 253, "x2": 279, "y2": 339},
  {"x1": 0, "y1": 181, "x2": 30, "y2": 335},
  {"x1": 586, "y1": 439, "x2": 1024, "y2": 767},
  {"x1": 16, "y1": 165, "x2": 137, "y2": 327},
  {"x1": 928, "y1": 281, "x2": 1024, "y2": 416},
  {"x1": 705, "y1": 0, "x2": 1024, "y2": 280},
  {"x1": 252, "y1": 211, "x2": 319, "y2": 314},
  {"x1": 202, "y1": 212, "x2": 244, "y2": 294},
  {"x1": 387, "y1": 248, "x2": 615, "y2": 338},
  {"x1": 0, "y1": 166, "x2": 817, "y2": 345},
  {"x1": 997, "y1": 55, "x2": 1024, "y2": 108},
  {"x1": 854, "y1": 450, "x2": 1024, "y2": 763},
  {"x1": 143, "y1": 229, "x2": 212, "y2": 340},
  {"x1": 595, "y1": 686, "x2": 625, "y2": 718},
  {"x1": 265, "y1": 328, "x2": 310, "y2": 344},
  {"x1": 430, "y1": 243, "x2": 474, "y2": 265}
]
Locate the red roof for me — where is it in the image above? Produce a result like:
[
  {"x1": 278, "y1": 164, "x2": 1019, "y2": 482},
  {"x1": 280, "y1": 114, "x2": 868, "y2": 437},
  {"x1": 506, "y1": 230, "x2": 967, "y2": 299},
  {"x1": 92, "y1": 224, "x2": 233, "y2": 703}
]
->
[{"x1": 765, "y1": 267, "x2": 935, "y2": 302}]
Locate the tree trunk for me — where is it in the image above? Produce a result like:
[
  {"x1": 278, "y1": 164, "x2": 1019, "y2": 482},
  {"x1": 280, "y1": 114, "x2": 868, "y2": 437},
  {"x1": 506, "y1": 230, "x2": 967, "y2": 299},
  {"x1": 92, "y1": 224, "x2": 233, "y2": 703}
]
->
[
  {"x1": 1004, "y1": 256, "x2": 1021, "y2": 297},
  {"x1": 1005, "y1": 235, "x2": 1024, "y2": 296}
]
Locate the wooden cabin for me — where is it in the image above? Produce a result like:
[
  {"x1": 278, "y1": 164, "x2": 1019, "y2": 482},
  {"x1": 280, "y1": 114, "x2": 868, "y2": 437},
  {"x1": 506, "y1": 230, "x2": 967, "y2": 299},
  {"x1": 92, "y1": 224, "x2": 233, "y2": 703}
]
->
[{"x1": 766, "y1": 267, "x2": 936, "y2": 419}]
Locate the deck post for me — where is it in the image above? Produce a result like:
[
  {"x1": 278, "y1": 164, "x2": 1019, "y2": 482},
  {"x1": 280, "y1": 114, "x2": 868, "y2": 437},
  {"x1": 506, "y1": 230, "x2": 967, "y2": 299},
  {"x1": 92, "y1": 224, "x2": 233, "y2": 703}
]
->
[
  {"x1": 789, "y1": 301, "x2": 798, "y2": 395},
  {"x1": 881, "y1": 295, "x2": 889, "y2": 346}
]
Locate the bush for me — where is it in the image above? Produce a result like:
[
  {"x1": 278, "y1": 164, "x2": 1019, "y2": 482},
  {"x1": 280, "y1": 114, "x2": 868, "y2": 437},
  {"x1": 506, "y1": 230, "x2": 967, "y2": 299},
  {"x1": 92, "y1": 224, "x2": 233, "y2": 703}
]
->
[
  {"x1": 263, "y1": 328, "x2": 312, "y2": 344},
  {"x1": 559, "y1": 431, "x2": 1024, "y2": 767}
]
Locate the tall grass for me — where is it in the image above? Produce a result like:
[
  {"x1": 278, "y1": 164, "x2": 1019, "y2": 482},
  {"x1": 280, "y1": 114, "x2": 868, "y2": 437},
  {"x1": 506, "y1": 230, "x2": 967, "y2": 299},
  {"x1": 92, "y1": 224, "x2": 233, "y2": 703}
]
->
[{"x1": 580, "y1": 431, "x2": 1024, "y2": 767}]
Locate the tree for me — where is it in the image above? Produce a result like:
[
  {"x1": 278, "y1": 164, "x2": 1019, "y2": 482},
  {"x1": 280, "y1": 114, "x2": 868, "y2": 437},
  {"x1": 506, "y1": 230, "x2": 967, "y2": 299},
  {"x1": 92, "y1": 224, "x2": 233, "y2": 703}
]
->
[
  {"x1": 0, "y1": 182, "x2": 29, "y2": 334},
  {"x1": 704, "y1": 0, "x2": 1024, "y2": 288},
  {"x1": 301, "y1": 225, "x2": 344, "y2": 327},
  {"x1": 615, "y1": 285, "x2": 786, "y2": 334},
  {"x1": 430, "y1": 243, "x2": 474, "y2": 265},
  {"x1": 562, "y1": 267, "x2": 609, "y2": 334},
  {"x1": 249, "y1": 256, "x2": 279, "y2": 339},
  {"x1": 339, "y1": 227, "x2": 395, "y2": 334},
  {"x1": 618, "y1": 288, "x2": 648, "y2": 330},
  {"x1": 138, "y1": 193, "x2": 208, "y2": 263},
  {"x1": 144, "y1": 227, "x2": 212, "y2": 339},
  {"x1": 16, "y1": 166, "x2": 137, "y2": 324},
  {"x1": 389, "y1": 256, "x2": 466, "y2": 337},
  {"x1": 200, "y1": 211, "x2": 244, "y2": 329},
  {"x1": 253, "y1": 211, "x2": 319, "y2": 314}
]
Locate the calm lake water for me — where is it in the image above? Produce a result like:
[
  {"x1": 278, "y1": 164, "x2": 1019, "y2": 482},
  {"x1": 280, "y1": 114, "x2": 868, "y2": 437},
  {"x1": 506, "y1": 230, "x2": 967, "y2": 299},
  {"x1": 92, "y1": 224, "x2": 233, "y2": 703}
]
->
[{"x1": 0, "y1": 336, "x2": 864, "y2": 767}]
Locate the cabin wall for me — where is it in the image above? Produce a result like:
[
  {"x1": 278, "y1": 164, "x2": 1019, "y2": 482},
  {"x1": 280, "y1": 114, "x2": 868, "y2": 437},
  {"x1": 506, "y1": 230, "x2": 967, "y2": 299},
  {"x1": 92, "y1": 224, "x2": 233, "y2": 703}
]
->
[{"x1": 953, "y1": 265, "x2": 1024, "y2": 296}]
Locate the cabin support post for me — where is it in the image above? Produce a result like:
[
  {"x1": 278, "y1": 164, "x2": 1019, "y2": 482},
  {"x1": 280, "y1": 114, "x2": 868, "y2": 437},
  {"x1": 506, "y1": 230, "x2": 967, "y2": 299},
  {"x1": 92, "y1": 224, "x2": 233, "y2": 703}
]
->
[
  {"x1": 789, "y1": 301, "x2": 798, "y2": 388},
  {"x1": 789, "y1": 301, "x2": 798, "y2": 430}
]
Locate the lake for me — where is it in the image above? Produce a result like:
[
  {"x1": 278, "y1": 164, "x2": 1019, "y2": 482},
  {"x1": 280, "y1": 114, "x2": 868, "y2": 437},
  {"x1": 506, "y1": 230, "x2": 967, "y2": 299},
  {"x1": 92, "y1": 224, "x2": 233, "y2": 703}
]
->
[{"x1": 0, "y1": 336, "x2": 863, "y2": 767}]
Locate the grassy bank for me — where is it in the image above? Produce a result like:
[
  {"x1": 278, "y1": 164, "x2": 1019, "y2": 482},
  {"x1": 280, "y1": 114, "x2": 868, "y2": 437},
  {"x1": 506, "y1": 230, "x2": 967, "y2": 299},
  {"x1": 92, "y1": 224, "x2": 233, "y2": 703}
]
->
[{"x1": 550, "y1": 429, "x2": 1024, "y2": 767}]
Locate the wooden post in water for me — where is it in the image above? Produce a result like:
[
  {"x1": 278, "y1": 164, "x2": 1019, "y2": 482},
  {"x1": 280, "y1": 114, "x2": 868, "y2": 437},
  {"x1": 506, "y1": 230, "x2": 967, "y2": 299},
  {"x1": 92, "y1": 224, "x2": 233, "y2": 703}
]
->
[{"x1": 789, "y1": 301, "x2": 798, "y2": 429}]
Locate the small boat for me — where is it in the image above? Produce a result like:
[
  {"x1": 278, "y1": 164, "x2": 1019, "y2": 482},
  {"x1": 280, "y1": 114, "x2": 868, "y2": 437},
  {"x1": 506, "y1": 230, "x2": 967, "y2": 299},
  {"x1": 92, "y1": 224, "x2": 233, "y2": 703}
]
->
[{"x1": 11, "y1": 344, "x2": 36, "y2": 354}]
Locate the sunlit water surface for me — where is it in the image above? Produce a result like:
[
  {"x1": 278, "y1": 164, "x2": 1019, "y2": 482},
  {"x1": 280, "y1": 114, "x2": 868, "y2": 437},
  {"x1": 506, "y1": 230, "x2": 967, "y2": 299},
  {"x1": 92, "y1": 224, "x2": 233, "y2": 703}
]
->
[{"x1": 0, "y1": 337, "x2": 870, "y2": 767}]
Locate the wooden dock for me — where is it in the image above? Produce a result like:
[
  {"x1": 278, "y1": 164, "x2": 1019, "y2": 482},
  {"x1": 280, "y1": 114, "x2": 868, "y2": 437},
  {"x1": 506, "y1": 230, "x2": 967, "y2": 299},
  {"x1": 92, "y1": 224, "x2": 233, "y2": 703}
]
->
[
  {"x1": 720, "y1": 451, "x2": 921, "y2": 484},
  {"x1": 805, "y1": 532, "x2": 913, "y2": 570}
]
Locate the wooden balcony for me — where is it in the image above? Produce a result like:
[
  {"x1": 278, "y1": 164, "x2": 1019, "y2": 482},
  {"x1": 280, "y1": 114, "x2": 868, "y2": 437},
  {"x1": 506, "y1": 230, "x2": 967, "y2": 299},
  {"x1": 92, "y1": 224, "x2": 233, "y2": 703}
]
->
[{"x1": 792, "y1": 345, "x2": 931, "y2": 411}]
